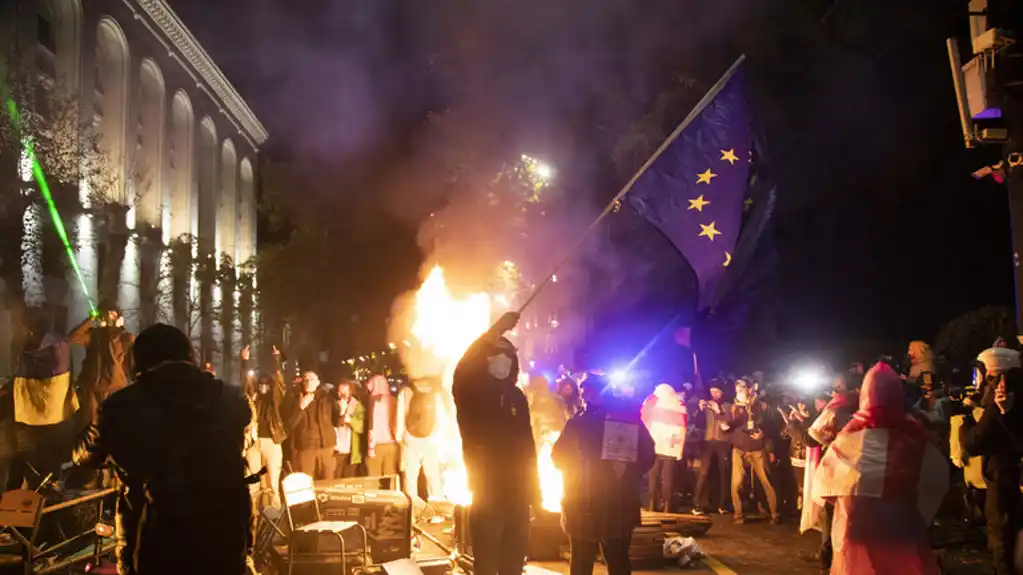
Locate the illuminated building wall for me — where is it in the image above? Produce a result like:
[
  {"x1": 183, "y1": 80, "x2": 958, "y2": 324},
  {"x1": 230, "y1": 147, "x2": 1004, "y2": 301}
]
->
[{"x1": 0, "y1": 0, "x2": 268, "y2": 376}]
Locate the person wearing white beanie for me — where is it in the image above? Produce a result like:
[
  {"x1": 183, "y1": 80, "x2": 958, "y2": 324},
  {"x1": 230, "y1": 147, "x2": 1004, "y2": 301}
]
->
[
  {"x1": 977, "y1": 347, "x2": 1021, "y2": 377},
  {"x1": 960, "y1": 346, "x2": 1023, "y2": 574}
]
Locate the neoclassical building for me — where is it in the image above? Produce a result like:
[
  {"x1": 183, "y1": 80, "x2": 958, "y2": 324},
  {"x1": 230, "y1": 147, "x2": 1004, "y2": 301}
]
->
[{"x1": 0, "y1": 0, "x2": 267, "y2": 375}]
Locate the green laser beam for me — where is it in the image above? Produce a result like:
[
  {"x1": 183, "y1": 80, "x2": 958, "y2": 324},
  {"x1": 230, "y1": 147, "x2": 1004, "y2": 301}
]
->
[{"x1": 2, "y1": 86, "x2": 97, "y2": 316}]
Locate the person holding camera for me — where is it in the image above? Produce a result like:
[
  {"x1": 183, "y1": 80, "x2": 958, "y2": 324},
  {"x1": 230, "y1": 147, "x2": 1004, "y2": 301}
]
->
[
  {"x1": 724, "y1": 377, "x2": 780, "y2": 525},
  {"x1": 959, "y1": 347, "x2": 1023, "y2": 575}
]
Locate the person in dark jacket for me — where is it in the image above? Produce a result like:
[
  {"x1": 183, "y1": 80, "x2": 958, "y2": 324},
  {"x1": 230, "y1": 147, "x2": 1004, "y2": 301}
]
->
[
  {"x1": 778, "y1": 399, "x2": 816, "y2": 511},
  {"x1": 553, "y1": 374, "x2": 655, "y2": 575},
  {"x1": 960, "y1": 364, "x2": 1023, "y2": 575},
  {"x1": 693, "y1": 383, "x2": 731, "y2": 515},
  {"x1": 68, "y1": 303, "x2": 134, "y2": 424},
  {"x1": 724, "y1": 378, "x2": 780, "y2": 524},
  {"x1": 283, "y1": 371, "x2": 341, "y2": 480},
  {"x1": 452, "y1": 311, "x2": 539, "y2": 575},
  {"x1": 73, "y1": 323, "x2": 254, "y2": 575},
  {"x1": 242, "y1": 345, "x2": 287, "y2": 508}
]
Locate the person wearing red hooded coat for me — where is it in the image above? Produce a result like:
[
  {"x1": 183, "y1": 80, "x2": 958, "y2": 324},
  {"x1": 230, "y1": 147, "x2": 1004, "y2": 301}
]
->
[{"x1": 812, "y1": 363, "x2": 948, "y2": 575}]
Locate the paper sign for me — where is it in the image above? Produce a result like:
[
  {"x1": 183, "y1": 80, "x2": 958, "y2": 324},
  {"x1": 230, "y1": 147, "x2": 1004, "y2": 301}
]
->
[{"x1": 601, "y1": 420, "x2": 639, "y2": 463}]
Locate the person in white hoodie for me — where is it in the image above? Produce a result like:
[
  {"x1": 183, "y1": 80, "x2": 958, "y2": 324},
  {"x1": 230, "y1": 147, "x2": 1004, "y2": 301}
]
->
[{"x1": 641, "y1": 383, "x2": 688, "y2": 512}]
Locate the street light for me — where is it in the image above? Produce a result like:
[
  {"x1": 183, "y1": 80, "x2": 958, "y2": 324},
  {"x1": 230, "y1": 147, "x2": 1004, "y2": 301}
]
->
[{"x1": 521, "y1": 154, "x2": 554, "y2": 182}]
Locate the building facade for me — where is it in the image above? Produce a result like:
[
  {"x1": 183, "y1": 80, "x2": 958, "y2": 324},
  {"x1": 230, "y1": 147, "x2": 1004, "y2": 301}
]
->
[{"x1": 0, "y1": 0, "x2": 267, "y2": 377}]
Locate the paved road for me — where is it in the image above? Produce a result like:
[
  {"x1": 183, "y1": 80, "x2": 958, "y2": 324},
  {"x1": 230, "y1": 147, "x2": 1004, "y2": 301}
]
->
[
  {"x1": 528, "y1": 513, "x2": 991, "y2": 575},
  {"x1": 420, "y1": 508, "x2": 990, "y2": 574}
]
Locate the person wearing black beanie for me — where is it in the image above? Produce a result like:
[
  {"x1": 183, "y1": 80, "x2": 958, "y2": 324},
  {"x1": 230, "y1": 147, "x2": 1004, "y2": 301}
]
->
[{"x1": 73, "y1": 323, "x2": 256, "y2": 575}]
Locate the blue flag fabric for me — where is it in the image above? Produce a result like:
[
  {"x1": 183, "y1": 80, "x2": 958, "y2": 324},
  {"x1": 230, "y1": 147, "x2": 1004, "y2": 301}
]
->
[{"x1": 628, "y1": 64, "x2": 750, "y2": 310}]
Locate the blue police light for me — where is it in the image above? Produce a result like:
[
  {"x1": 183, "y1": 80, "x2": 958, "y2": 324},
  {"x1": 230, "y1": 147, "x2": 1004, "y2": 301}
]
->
[{"x1": 609, "y1": 368, "x2": 629, "y2": 387}]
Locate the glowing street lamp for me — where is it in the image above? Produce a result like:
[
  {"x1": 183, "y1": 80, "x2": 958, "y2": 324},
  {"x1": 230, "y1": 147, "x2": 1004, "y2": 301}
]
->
[
  {"x1": 535, "y1": 162, "x2": 553, "y2": 181},
  {"x1": 521, "y1": 154, "x2": 555, "y2": 182}
]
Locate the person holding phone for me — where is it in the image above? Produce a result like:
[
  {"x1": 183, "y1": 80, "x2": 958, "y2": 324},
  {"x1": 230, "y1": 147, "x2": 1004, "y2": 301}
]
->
[{"x1": 960, "y1": 348, "x2": 1023, "y2": 575}]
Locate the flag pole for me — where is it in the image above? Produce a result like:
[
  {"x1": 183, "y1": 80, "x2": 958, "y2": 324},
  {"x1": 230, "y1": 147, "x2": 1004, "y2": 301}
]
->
[{"x1": 516, "y1": 54, "x2": 747, "y2": 314}]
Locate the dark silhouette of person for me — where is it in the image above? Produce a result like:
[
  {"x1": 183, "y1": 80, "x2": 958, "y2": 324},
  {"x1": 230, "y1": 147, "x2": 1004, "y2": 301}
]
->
[
  {"x1": 74, "y1": 323, "x2": 255, "y2": 575},
  {"x1": 452, "y1": 312, "x2": 540, "y2": 575}
]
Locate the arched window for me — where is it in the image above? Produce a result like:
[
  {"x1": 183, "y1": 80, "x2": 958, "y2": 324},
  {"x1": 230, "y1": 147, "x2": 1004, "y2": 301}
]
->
[
  {"x1": 219, "y1": 139, "x2": 237, "y2": 262},
  {"x1": 39, "y1": 0, "x2": 82, "y2": 91},
  {"x1": 137, "y1": 59, "x2": 165, "y2": 230},
  {"x1": 169, "y1": 91, "x2": 194, "y2": 239},
  {"x1": 94, "y1": 18, "x2": 129, "y2": 204},
  {"x1": 196, "y1": 118, "x2": 218, "y2": 255},
  {"x1": 34, "y1": 1, "x2": 81, "y2": 133},
  {"x1": 238, "y1": 158, "x2": 255, "y2": 265}
]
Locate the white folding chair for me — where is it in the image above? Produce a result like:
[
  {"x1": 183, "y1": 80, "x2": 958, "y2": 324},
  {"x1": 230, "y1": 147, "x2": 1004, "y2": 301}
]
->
[{"x1": 281, "y1": 472, "x2": 368, "y2": 575}]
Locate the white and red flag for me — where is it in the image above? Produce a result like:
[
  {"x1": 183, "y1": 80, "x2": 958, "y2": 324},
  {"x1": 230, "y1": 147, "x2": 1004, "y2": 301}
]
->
[{"x1": 812, "y1": 363, "x2": 947, "y2": 575}]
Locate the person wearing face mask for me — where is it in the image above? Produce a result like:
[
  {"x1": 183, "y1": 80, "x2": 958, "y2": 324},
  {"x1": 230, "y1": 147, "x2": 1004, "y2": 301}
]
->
[
  {"x1": 334, "y1": 379, "x2": 365, "y2": 478},
  {"x1": 724, "y1": 378, "x2": 781, "y2": 525},
  {"x1": 282, "y1": 371, "x2": 341, "y2": 480},
  {"x1": 959, "y1": 347, "x2": 1023, "y2": 575},
  {"x1": 68, "y1": 301, "x2": 135, "y2": 425},
  {"x1": 241, "y1": 345, "x2": 287, "y2": 508},
  {"x1": 452, "y1": 311, "x2": 540, "y2": 575}
]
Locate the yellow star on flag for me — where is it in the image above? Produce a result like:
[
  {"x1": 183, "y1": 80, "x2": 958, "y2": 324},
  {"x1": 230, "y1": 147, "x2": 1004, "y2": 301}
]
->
[
  {"x1": 744, "y1": 197, "x2": 754, "y2": 212},
  {"x1": 721, "y1": 149, "x2": 739, "y2": 165},
  {"x1": 687, "y1": 195, "x2": 710, "y2": 212},
  {"x1": 723, "y1": 252, "x2": 732, "y2": 267},
  {"x1": 696, "y1": 169, "x2": 717, "y2": 185},
  {"x1": 698, "y1": 221, "x2": 721, "y2": 241}
]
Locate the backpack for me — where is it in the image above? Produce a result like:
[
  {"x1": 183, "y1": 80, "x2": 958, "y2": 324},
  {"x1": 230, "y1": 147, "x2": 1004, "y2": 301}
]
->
[{"x1": 405, "y1": 387, "x2": 438, "y2": 439}]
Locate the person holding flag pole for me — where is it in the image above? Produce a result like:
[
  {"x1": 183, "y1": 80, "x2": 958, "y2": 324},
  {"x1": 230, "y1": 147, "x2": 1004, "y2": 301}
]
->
[{"x1": 478, "y1": 53, "x2": 769, "y2": 575}]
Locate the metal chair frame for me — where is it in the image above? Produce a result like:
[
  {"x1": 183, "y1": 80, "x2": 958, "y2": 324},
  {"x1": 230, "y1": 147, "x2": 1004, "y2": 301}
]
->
[
  {"x1": 0, "y1": 481, "x2": 117, "y2": 575},
  {"x1": 282, "y1": 473, "x2": 369, "y2": 575}
]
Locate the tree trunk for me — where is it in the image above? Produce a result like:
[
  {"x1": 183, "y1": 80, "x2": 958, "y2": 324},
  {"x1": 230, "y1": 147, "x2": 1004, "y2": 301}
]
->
[
  {"x1": 219, "y1": 259, "x2": 236, "y2": 384},
  {"x1": 168, "y1": 235, "x2": 192, "y2": 332},
  {"x1": 196, "y1": 245, "x2": 216, "y2": 365}
]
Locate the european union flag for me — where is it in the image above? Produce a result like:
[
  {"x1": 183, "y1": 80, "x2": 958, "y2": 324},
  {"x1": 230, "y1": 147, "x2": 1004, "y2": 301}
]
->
[{"x1": 627, "y1": 59, "x2": 750, "y2": 310}]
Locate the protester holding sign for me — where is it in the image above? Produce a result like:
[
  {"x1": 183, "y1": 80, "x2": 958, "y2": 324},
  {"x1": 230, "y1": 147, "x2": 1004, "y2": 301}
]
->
[{"x1": 553, "y1": 374, "x2": 656, "y2": 575}]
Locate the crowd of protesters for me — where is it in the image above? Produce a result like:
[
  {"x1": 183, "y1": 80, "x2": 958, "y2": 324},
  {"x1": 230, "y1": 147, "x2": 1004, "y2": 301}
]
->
[
  {"x1": 533, "y1": 336, "x2": 1019, "y2": 575},
  {"x1": 238, "y1": 345, "x2": 457, "y2": 510},
  {"x1": 461, "y1": 323, "x2": 1023, "y2": 575},
  {"x1": 4, "y1": 300, "x2": 1023, "y2": 575}
]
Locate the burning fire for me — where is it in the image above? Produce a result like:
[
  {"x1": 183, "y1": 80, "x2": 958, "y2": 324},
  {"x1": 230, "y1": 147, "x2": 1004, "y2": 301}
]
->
[
  {"x1": 403, "y1": 265, "x2": 563, "y2": 511},
  {"x1": 537, "y1": 432, "x2": 564, "y2": 512}
]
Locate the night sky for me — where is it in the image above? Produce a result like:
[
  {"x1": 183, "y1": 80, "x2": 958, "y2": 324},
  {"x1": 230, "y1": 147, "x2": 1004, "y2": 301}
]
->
[{"x1": 169, "y1": 0, "x2": 1016, "y2": 368}]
